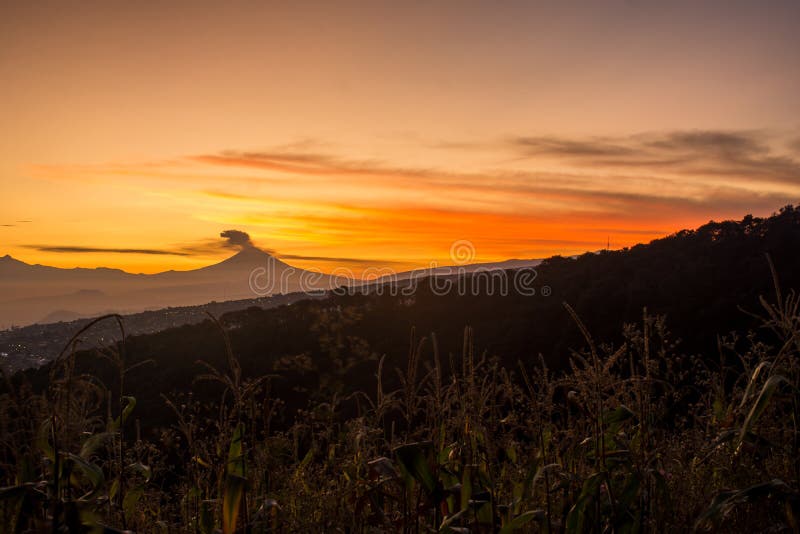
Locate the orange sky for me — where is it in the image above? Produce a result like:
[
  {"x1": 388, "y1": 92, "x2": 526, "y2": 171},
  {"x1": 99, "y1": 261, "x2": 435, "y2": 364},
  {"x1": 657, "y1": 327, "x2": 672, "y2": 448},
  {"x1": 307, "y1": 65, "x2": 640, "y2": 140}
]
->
[{"x1": 1, "y1": 1, "x2": 799, "y2": 274}]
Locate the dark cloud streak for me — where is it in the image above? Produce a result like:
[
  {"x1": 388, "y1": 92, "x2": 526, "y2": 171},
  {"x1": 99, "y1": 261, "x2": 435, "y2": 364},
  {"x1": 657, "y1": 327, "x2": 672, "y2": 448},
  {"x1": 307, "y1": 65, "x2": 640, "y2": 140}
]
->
[
  {"x1": 25, "y1": 245, "x2": 192, "y2": 256},
  {"x1": 508, "y1": 130, "x2": 800, "y2": 184},
  {"x1": 24, "y1": 229, "x2": 262, "y2": 257}
]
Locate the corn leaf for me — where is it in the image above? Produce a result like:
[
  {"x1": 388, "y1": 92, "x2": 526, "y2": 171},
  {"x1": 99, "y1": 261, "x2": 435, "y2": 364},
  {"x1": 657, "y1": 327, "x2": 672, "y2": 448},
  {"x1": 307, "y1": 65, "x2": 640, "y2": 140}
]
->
[
  {"x1": 394, "y1": 441, "x2": 436, "y2": 495},
  {"x1": 499, "y1": 510, "x2": 543, "y2": 533},
  {"x1": 223, "y1": 422, "x2": 246, "y2": 534},
  {"x1": 739, "y1": 375, "x2": 789, "y2": 443}
]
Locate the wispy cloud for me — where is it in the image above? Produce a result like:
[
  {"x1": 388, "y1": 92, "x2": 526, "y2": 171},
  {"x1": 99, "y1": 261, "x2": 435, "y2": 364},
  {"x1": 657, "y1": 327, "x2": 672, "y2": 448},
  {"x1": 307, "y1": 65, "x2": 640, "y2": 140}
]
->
[
  {"x1": 190, "y1": 150, "x2": 446, "y2": 185},
  {"x1": 1, "y1": 219, "x2": 30, "y2": 226},
  {"x1": 192, "y1": 155, "x2": 794, "y2": 223},
  {"x1": 507, "y1": 130, "x2": 800, "y2": 185},
  {"x1": 25, "y1": 245, "x2": 192, "y2": 256},
  {"x1": 789, "y1": 136, "x2": 800, "y2": 155},
  {"x1": 277, "y1": 253, "x2": 408, "y2": 266}
]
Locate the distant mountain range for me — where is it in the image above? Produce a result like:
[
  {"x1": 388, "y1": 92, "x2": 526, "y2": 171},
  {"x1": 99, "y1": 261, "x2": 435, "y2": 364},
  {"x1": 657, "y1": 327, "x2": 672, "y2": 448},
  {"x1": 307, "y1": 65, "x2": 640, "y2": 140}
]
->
[
  {"x1": 0, "y1": 247, "x2": 325, "y2": 328},
  {"x1": 0, "y1": 247, "x2": 543, "y2": 328}
]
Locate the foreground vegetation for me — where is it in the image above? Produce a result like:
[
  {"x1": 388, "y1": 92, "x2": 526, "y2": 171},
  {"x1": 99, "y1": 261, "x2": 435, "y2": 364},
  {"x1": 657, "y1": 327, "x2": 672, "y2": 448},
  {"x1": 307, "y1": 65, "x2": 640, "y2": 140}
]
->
[
  {"x1": 1, "y1": 269, "x2": 799, "y2": 532},
  {"x1": 2, "y1": 208, "x2": 800, "y2": 532}
]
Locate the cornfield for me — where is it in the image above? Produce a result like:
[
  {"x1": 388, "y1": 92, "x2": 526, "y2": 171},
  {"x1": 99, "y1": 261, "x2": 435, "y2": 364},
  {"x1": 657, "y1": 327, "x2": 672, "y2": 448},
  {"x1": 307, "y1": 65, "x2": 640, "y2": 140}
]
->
[{"x1": 1, "y1": 271, "x2": 799, "y2": 532}]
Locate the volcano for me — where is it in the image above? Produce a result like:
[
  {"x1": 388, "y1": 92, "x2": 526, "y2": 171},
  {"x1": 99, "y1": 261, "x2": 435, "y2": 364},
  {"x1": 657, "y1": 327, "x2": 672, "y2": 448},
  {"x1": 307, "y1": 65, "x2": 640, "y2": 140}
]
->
[{"x1": 0, "y1": 248, "x2": 334, "y2": 328}]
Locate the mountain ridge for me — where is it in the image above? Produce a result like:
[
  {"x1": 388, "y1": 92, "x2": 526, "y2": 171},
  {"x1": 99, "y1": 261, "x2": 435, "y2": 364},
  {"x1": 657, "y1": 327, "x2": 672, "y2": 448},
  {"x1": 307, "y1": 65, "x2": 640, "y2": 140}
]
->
[
  {"x1": 0, "y1": 246, "x2": 329, "y2": 327},
  {"x1": 0, "y1": 246, "x2": 545, "y2": 328}
]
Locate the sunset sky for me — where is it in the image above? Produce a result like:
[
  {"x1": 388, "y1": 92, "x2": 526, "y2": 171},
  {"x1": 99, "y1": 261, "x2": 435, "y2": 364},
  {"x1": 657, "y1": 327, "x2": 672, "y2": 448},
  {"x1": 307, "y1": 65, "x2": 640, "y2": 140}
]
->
[{"x1": 2, "y1": 1, "x2": 799, "y2": 274}]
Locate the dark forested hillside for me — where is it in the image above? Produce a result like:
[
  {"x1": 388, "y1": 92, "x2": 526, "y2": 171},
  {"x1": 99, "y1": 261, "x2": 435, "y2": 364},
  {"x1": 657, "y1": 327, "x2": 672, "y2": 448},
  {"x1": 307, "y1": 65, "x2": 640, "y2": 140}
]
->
[
  {"x1": 16, "y1": 206, "x2": 800, "y2": 431},
  {"x1": 5, "y1": 206, "x2": 800, "y2": 532}
]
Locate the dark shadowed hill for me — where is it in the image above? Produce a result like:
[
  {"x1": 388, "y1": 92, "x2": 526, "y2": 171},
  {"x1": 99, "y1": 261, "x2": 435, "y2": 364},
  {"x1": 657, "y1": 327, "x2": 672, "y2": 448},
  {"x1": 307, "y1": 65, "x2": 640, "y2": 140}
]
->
[{"x1": 15, "y1": 206, "x2": 800, "y2": 434}]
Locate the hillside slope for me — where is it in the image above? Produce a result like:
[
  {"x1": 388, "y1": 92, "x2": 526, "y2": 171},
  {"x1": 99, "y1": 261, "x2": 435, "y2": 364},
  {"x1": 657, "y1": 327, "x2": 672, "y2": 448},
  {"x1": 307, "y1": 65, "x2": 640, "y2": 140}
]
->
[{"x1": 18, "y1": 206, "x2": 800, "y2": 432}]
